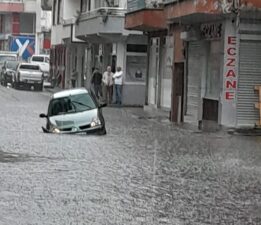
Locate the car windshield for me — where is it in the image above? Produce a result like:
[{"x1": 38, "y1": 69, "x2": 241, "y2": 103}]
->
[
  {"x1": 0, "y1": 55, "x2": 16, "y2": 62},
  {"x1": 32, "y1": 56, "x2": 44, "y2": 62},
  {"x1": 48, "y1": 93, "x2": 96, "y2": 116},
  {"x1": 6, "y1": 61, "x2": 19, "y2": 70},
  {"x1": 20, "y1": 64, "x2": 40, "y2": 70}
]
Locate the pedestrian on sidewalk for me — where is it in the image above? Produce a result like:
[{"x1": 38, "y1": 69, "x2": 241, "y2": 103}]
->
[
  {"x1": 71, "y1": 69, "x2": 78, "y2": 88},
  {"x1": 91, "y1": 68, "x2": 102, "y2": 99},
  {"x1": 102, "y1": 66, "x2": 114, "y2": 104},
  {"x1": 113, "y1": 66, "x2": 123, "y2": 105}
]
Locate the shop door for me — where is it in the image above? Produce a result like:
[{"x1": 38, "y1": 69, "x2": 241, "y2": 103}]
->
[
  {"x1": 237, "y1": 39, "x2": 261, "y2": 127},
  {"x1": 184, "y1": 41, "x2": 204, "y2": 124},
  {"x1": 148, "y1": 38, "x2": 160, "y2": 106},
  {"x1": 160, "y1": 36, "x2": 173, "y2": 109}
]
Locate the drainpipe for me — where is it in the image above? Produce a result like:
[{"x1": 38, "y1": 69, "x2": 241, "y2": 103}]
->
[
  {"x1": 145, "y1": 32, "x2": 150, "y2": 105},
  {"x1": 157, "y1": 34, "x2": 163, "y2": 108}
]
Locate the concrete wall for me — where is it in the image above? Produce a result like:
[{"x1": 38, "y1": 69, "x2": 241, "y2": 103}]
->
[
  {"x1": 24, "y1": 0, "x2": 37, "y2": 12},
  {"x1": 122, "y1": 84, "x2": 146, "y2": 106},
  {"x1": 51, "y1": 24, "x2": 70, "y2": 45},
  {"x1": 64, "y1": 0, "x2": 80, "y2": 20},
  {"x1": 119, "y1": 0, "x2": 127, "y2": 8},
  {"x1": 76, "y1": 16, "x2": 126, "y2": 37}
]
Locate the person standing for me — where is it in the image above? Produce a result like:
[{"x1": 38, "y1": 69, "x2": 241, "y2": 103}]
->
[
  {"x1": 91, "y1": 68, "x2": 102, "y2": 99},
  {"x1": 71, "y1": 69, "x2": 78, "y2": 88},
  {"x1": 102, "y1": 66, "x2": 114, "y2": 104},
  {"x1": 113, "y1": 66, "x2": 123, "y2": 105}
]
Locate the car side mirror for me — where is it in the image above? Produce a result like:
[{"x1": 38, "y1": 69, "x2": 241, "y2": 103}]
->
[
  {"x1": 39, "y1": 113, "x2": 47, "y2": 118},
  {"x1": 99, "y1": 103, "x2": 107, "y2": 108}
]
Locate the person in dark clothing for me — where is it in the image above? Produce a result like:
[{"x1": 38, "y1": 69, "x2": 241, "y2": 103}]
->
[
  {"x1": 71, "y1": 69, "x2": 78, "y2": 88},
  {"x1": 91, "y1": 68, "x2": 103, "y2": 99}
]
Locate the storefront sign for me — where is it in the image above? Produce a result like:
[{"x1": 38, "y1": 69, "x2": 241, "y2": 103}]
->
[
  {"x1": 224, "y1": 36, "x2": 237, "y2": 101},
  {"x1": 201, "y1": 23, "x2": 222, "y2": 39}
]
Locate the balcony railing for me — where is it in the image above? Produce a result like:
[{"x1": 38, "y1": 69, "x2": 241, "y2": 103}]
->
[
  {"x1": 80, "y1": 7, "x2": 127, "y2": 21},
  {"x1": 127, "y1": 0, "x2": 180, "y2": 12}
]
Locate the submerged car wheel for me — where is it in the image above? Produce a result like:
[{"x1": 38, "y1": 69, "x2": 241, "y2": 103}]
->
[
  {"x1": 35, "y1": 83, "x2": 43, "y2": 91},
  {"x1": 13, "y1": 82, "x2": 19, "y2": 89},
  {"x1": 98, "y1": 126, "x2": 107, "y2": 135}
]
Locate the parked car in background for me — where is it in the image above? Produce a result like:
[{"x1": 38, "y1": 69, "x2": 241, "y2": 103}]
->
[
  {"x1": 0, "y1": 60, "x2": 19, "y2": 87},
  {"x1": 14, "y1": 63, "x2": 44, "y2": 91},
  {"x1": 0, "y1": 51, "x2": 18, "y2": 73},
  {"x1": 30, "y1": 54, "x2": 50, "y2": 86},
  {"x1": 39, "y1": 88, "x2": 107, "y2": 135}
]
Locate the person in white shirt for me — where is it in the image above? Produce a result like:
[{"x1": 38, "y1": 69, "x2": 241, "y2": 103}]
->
[
  {"x1": 113, "y1": 66, "x2": 123, "y2": 105},
  {"x1": 102, "y1": 66, "x2": 114, "y2": 104}
]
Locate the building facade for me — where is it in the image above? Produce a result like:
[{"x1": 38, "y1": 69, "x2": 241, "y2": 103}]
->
[
  {"x1": 0, "y1": 0, "x2": 51, "y2": 60},
  {"x1": 126, "y1": 0, "x2": 261, "y2": 129},
  {"x1": 51, "y1": 0, "x2": 147, "y2": 105},
  {"x1": 125, "y1": 0, "x2": 173, "y2": 116}
]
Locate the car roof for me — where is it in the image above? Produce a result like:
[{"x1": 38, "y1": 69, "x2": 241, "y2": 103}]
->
[
  {"x1": 52, "y1": 88, "x2": 89, "y2": 99},
  {"x1": 5, "y1": 60, "x2": 19, "y2": 63},
  {"x1": 19, "y1": 62, "x2": 40, "y2": 66},
  {"x1": 0, "y1": 54, "x2": 17, "y2": 56},
  {"x1": 32, "y1": 54, "x2": 49, "y2": 58}
]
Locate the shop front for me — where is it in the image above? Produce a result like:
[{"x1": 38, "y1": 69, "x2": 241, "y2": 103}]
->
[
  {"x1": 147, "y1": 35, "x2": 172, "y2": 110},
  {"x1": 183, "y1": 22, "x2": 223, "y2": 128},
  {"x1": 236, "y1": 21, "x2": 261, "y2": 128},
  {"x1": 220, "y1": 19, "x2": 261, "y2": 129}
]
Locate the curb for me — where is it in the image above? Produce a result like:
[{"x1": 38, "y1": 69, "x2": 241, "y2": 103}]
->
[
  {"x1": 227, "y1": 128, "x2": 261, "y2": 136},
  {"x1": 44, "y1": 87, "x2": 63, "y2": 94}
]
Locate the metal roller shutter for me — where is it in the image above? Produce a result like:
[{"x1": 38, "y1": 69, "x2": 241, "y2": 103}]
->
[
  {"x1": 185, "y1": 41, "x2": 204, "y2": 124},
  {"x1": 237, "y1": 40, "x2": 261, "y2": 127}
]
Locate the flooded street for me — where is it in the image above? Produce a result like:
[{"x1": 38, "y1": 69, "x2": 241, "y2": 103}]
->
[{"x1": 0, "y1": 86, "x2": 260, "y2": 225}]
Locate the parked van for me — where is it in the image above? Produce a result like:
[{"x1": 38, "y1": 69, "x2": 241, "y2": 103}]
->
[
  {"x1": 30, "y1": 54, "x2": 51, "y2": 86},
  {"x1": 30, "y1": 54, "x2": 50, "y2": 74}
]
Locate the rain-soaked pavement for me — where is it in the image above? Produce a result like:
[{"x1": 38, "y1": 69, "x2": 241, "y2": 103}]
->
[{"x1": 0, "y1": 85, "x2": 260, "y2": 225}]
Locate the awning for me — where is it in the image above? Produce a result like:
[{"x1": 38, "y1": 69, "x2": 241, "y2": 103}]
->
[{"x1": 125, "y1": 9, "x2": 166, "y2": 32}]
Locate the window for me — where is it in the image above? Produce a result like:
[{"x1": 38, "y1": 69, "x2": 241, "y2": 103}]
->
[
  {"x1": 52, "y1": 0, "x2": 56, "y2": 25},
  {"x1": 45, "y1": 57, "x2": 50, "y2": 63},
  {"x1": 106, "y1": 0, "x2": 119, "y2": 7},
  {"x1": 127, "y1": 44, "x2": 147, "y2": 53},
  {"x1": 0, "y1": 55, "x2": 17, "y2": 62},
  {"x1": 48, "y1": 94, "x2": 96, "y2": 116},
  {"x1": 20, "y1": 64, "x2": 40, "y2": 70},
  {"x1": 6, "y1": 61, "x2": 19, "y2": 70},
  {"x1": 57, "y1": 0, "x2": 62, "y2": 24},
  {"x1": 80, "y1": 0, "x2": 87, "y2": 12},
  {"x1": 95, "y1": 0, "x2": 106, "y2": 8},
  {"x1": 125, "y1": 55, "x2": 147, "y2": 82},
  {"x1": 32, "y1": 56, "x2": 44, "y2": 62}
]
